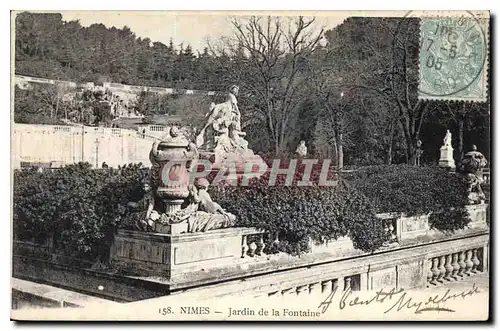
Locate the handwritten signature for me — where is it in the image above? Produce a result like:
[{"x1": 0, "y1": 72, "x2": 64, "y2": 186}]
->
[{"x1": 318, "y1": 283, "x2": 480, "y2": 314}]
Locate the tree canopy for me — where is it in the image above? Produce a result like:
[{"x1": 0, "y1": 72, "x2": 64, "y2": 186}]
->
[{"x1": 14, "y1": 12, "x2": 490, "y2": 165}]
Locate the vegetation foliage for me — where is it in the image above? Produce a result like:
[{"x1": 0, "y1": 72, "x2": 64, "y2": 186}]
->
[
  {"x1": 15, "y1": 13, "x2": 490, "y2": 163},
  {"x1": 13, "y1": 163, "x2": 148, "y2": 261},
  {"x1": 343, "y1": 165, "x2": 471, "y2": 231},
  {"x1": 13, "y1": 162, "x2": 474, "y2": 262}
]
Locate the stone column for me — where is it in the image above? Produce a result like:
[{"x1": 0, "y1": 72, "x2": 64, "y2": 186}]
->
[
  {"x1": 482, "y1": 244, "x2": 489, "y2": 272},
  {"x1": 359, "y1": 272, "x2": 368, "y2": 291}
]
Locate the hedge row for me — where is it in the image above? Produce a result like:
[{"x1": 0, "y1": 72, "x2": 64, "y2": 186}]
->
[
  {"x1": 342, "y1": 165, "x2": 471, "y2": 231},
  {"x1": 13, "y1": 162, "x2": 474, "y2": 262},
  {"x1": 13, "y1": 163, "x2": 149, "y2": 261}
]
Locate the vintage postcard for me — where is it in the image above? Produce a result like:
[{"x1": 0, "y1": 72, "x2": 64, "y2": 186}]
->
[{"x1": 10, "y1": 10, "x2": 491, "y2": 321}]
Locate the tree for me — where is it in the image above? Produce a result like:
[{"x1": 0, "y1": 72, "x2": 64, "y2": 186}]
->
[
  {"x1": 221, "y1": 16, "x2": 324, "y2": 155},
  {"x1": 353, "y1": 94, "x2": 405, "y2": 165},
  {"x1": 438, "y1": 102, "x2": 489, "y2": 158},
  {"x1": 14, "y1": 84, "x2": 71, "y2": 124},
  {"x1": 305, "y1": 48, "x2": 353, "y2": 167},
  {"x1": 131, "y1": 91, "x2": 174, "y2": 117},
  {"x1": 327, "y1": 17, "x2": 428, "y2": 165}
]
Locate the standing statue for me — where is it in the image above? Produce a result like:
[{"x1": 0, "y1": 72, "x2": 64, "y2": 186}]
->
[
  {"x1": 415, "y1": 140, "x2": 423, "y2": 166},
  {"x1": 458, "y1": 145, "x2": 488, "y2": 204},
  {"x1": 295, "y1": 140, "x2": 308, "y2": 157},
  {"x1": 443, "y1": 129, "x2": 452, "y2": 147},
  {"x1": 438, "y1": 129, "x2": 456, "y2": 169},
  {"x1": 193, "y1": 84, "x2": 267, "y2": 174},
  {"x1": 226, "y1": 85, "x2": 241, "y2": 131}
]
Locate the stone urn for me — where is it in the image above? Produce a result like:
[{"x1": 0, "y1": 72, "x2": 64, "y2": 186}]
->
[{"x1": 149, "y1": 128, "x2": 197, "y2": 214}]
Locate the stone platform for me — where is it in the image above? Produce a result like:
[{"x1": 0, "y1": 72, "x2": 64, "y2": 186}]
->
[{"x1": 110, "y1": 227, "x2": 264, "y2": 279}]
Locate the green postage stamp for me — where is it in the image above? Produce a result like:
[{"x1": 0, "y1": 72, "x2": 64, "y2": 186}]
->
[{"x1": 419, "y1": 14, "x2": 489, "y2": 101}]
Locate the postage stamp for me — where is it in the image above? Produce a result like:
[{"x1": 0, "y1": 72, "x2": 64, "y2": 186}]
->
[
  {"x1": 418, "y1": 15, "x2": 489, "y2": 101},
  {"x1": 10, "y1": 10, "x2": 491, "y2": 322}
]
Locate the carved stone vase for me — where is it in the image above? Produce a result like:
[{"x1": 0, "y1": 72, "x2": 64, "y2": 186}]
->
[{"x1": 149, "y1": 131, "x2": 197, "y2": 217}]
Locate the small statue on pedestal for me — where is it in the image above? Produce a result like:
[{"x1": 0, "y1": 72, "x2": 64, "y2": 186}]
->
[
  {"x1": 438, "y1": 129, "x2": 456, "y2": 170},
  {"x1": 458, "y1": 145, "x2": 488, "y2": 204},
  {"x1": 443, "y1": 130, "x2": 452, "y2": 147},
  {"x1": 295, "y1": 140, "x2": 307, "y2": 157}
]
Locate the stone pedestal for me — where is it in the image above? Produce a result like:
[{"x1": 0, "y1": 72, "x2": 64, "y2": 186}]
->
[
  {"x1": 466, "y1": 203, "x2": 489, "y2": 230},
  {"x1": 110, "y1": 227, "x2": 261, "y2": 280},
  {"x1": 438, "y1": 145, "x2": 456, "y2": 169}
]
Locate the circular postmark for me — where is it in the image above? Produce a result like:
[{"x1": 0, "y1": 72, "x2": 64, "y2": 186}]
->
[{"x1": 405, "y1": 11, "x2": 488, "y2": 98}]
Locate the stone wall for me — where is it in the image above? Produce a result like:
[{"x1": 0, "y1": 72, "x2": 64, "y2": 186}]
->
[
  {"x1": 12, "y1": 123, "x2": 159, "y2": 168},
  {"x1": 15, "y1": 74, "x2": 216, "y2": 96}
]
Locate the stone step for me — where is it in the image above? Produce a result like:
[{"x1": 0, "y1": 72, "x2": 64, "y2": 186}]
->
[{"x1": 12, "y1": 278, "x2": 116, "y2": 309}]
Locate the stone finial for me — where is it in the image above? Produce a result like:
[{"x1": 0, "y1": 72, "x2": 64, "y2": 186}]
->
[{"x1": 458, "y1": 145, "x2": 488, "y2": 204}]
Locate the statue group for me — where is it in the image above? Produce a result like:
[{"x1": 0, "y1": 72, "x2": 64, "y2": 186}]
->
[
  {"x1": 195, "y1": 85, "x2": 254, "y2": 164},
  {"x1": 121, "y1": 124, "x2": 237, "y2": 234},
  {"x1": 119, "y1": 85, "x2": 263, "y2": 234}
]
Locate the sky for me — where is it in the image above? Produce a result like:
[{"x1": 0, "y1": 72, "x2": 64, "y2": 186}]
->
[{"x1": 61, "y1": 11, "x2": 348, "y2": 52}]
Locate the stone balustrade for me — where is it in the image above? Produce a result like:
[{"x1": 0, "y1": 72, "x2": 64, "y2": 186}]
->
[
  {"x1": 427, "y1": 247, "x2": 484, "y2": 287},
  {"x1": 241, "y1": 231, "x2": 267, "y2": 258},
  {"x1": 374, "y1": 203, "x2": 488, "y2": 247},
  {"x1": 15, "y1": 74, "x2": 217, "y2": 96},
  {"x1": 263, "y1": 275, "x2": 363, "y2": 299},
  {"x1": 162, "y1": 232, "x2": 488, "y2": 304},
  {"x1": 12, "y1": 123, "x2": 158, "y2": 168},
  {"x1": 12, "y1": 204, "x2": 489, "y2": 304}
]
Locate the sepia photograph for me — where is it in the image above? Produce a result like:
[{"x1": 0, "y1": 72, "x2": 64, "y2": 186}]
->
[{"x1": 10, "y1": 9, "x2": 491, "y2": 321}]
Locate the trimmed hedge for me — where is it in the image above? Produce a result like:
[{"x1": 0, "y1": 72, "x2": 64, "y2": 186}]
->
[
  {"x1": 209, "y1": 159, "x2": 387, "y2": 255},
  {"x1": 12, "y1": 162, "x2": 475, "y2": 261},
  {"x1": 13, "y1": 163, "x2": 148, "y2": 261},
  {"x1": 342, "y1": 165, "x2": 471, "y2": 231},
  {"x1": 211, "y1": 181, "x2": 387, "y2": 255}
]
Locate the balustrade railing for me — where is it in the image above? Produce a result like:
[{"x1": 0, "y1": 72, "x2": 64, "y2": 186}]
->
[
  {"x1": 427, "y1": 247, "x2": 484, "y2": 287},
  {"x1": 241, "y1": 231, "x2": 267, "y2": 258},
  {"x1": 149, "y1": 125, "x2": 168, "y2": 132},
  {"x1": 53, "y1": 126, "x2": 71, "y2": 132},
  {"x1": 258, "y1": 273, "x2": 363, "y2": 299},
  {"x1": 483, "y1": 168, "x2": 490, "y2": 185}
]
